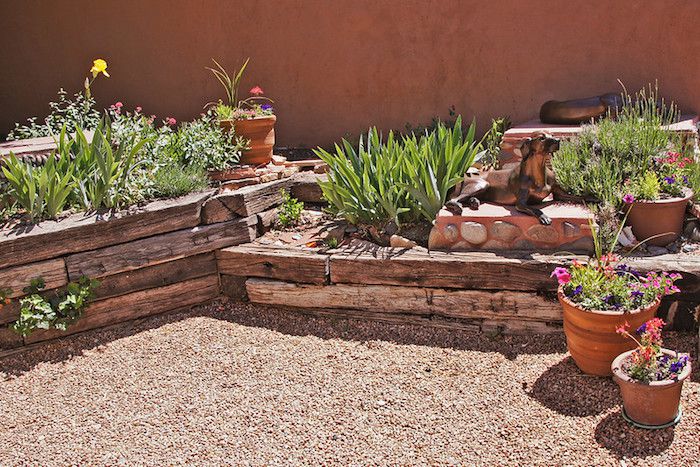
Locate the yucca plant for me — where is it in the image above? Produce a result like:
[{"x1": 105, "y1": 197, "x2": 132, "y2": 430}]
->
[
  {"x1": 315, "y1": 128, "x2": 412, "y2": 227},
  {"x1": 315, "y1": 116, "x2": 483, "y2": 229},
  {"x1": 402, "y1": 116, "x2": 486, "y2": 221}
]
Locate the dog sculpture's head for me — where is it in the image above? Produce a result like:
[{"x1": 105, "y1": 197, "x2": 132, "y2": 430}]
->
[{"x1": 519, "y1": 132, "x2": 560, "y2": 160}]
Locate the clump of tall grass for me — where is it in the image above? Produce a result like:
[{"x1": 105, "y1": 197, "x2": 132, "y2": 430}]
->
[{"x1": 552, "y1": 84, "x2": 680, "y2": 208}]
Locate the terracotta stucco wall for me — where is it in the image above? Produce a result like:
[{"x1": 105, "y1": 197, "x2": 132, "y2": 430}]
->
[{"x1": 1, "y1": 0, "x2": 698, "y2": 146}]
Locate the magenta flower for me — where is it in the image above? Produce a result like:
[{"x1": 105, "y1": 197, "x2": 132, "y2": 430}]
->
[
  {"x1": 166, "y1": 117, "x2": 177, "y2": 126},
  {"x1": 551, "y1": 267, "x2": 571, "y2": 285},
  {"x1": 622, "y1": 194, "x2": 635, "y2": 204}
]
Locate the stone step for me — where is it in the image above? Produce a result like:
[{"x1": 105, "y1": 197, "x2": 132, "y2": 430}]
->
[{"x1": 428, "y1": 202, "x2": 594, "y2": 252}]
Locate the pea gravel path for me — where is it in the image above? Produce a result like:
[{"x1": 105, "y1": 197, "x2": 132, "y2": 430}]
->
[{"x1": 0, "y1": 301, "x2": 698, "y2": 466}]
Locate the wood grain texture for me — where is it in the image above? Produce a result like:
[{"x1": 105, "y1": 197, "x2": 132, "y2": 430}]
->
[
  {"x1": 290, "y1": 172, "x2": 326, "y2": 203},
  {"x1": 330, "y1": 248, "x2": 557, "y2": 292},
  {"x1": 93, "y1": 253, "x2": 217, "y2": 300},
  {"x1": 217, "y1": 245, "x2": 329, "y2": 284},
  {"x1": 0, "y1": 258, "x2": 67, "y2": 298},
  {"x1": 220, "y1": 275, "x2": 248, "y2": 300},
  {"x1": 246, "y1": 279, "x2": 561, "y2": 322},
  {"x1": 0, "y1": 190, "x2": 214, "y2": 268},
  {"x1": 25, "y1": 274, "x2": 220, "y2": 344},
  {"x1": 66, "y1": 215, "x2": 258, "y2": 280},
  {"x1": 201, "y1": 178, "x2": 295, "y2": 223}
]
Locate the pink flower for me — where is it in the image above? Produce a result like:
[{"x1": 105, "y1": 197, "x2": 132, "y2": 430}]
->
[
  {"x1": 551, "y1": 267, "x2": 571, "y2": 285},
  {"x1": 249, "y1": 86, "x2": 264, "y2": 96},
  {"x1": 114, "y1": 101, "x2": 123, "y2": 108},
  {"x1": 166, "y1": 117, "x2": 177, "y2": 126},
  {"x1": 622, "y1": 194, "x2": 635, "y2": 204},
  {"x1": 135, "y1": 106, "x2": 142, "y2": 113}
]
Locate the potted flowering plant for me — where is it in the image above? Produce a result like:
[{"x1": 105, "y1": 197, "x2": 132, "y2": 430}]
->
[
  {"x1": 207, "y1": 58, "x2": 276, "y2": 165},
  {"x1": 622, "y1": 151, "x2": 694, "y2": 246},
  {"x1": 612, "y1": 318, "x2": 691, "y2": 427},
  {"x1": 552, "y1": 249, "x2": 681, "y2": 376}
]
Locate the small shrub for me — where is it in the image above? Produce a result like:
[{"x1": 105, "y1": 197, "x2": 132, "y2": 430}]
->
[
  {"x1": 6, "y1": 89, "x2": 101, "y2": 141},
  {"x1": 277, "y1": 189, "x2": 304, "y2": 227},
  {"x1": 629, "y1": 171, "x2": 661, "y2": 201},
  {"x1": 481, "y1": 116, "x2": 511, "y2": 169},
  {"x1": 552, "y1": 84, "x2": 678, "y2": 208},
  {"x1": 151, "y1": 164, "x2": 209, "y2": 199},
  {"x1": 11, "y1": 276, "x2": 100, "y2": 337}
]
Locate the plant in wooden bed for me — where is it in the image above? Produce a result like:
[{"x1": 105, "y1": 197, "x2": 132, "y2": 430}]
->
[
  {"x1": 552, "y1": 84, "x2": 693, "y2": 247},
  {"x1": 611, "y1": 318, "x2": 691, "y2": 428},
  {"x1": 314, "y1": 116, "x2": 485, "y2": 245},
  {"x1": 552, "y1": 220, "x2": 682, "y2": 376},
  {"x1": 10, "y1": 276, "x2": 100, "y2": 337},
  {"x1": 208, "y1": 58, "x2": 276, "y2": 166}
]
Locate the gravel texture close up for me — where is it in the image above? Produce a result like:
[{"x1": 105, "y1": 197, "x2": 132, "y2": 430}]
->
[{"x1": 0, "y1": 301, "x2": 698, "y2": 466}]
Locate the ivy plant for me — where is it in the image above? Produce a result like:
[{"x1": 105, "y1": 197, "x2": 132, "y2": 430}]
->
[{"x1": 11, "y1": 276, "x2": 100, "y2": 337}]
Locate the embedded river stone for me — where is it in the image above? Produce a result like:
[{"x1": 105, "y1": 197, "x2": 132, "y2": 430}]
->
[
  {"x1": 443, "y1": 224, "x2": 460, "y2": 242},
  {"x1": 491, "y1": 221, "x2": 521, "y2": 242},
  {"x1": 460, "y1": 222, "x2": 487, "y2": 244},
  {"x1": 526, "y1": 224, "x2": 560, "y2": 243}
]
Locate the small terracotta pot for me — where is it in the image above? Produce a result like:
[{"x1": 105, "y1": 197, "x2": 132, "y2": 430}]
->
[
  {"x1": 559, "y1": 290, "x2": 659, "y2": 376},
  {"x1": 625, "y1": 190, "x2": 692, "y2": 246},
  {"x1": 612, "y1": 348, "x2": 691, "y2": 426},
  {"x1": 220, "y1": 116, "x2": 276, "y2": 166}
]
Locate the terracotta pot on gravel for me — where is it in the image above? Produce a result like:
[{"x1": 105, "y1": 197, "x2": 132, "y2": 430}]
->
[
  {"x1": 558, "y1": 290, "x2": 660, "y2": 376},
  {"x1": 625, "y1": 190, "x2": 693, "y2": 246},
  {"x1": 612, "y1": 348, "x2": 691, "y2": 426},
  {"x1": 219, "y1": 116, "x2": 276, "y2": 166}
]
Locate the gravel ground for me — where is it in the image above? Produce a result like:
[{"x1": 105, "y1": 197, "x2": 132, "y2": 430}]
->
[{"x1": 0, "y1": 301, "x2": 697, "y2": 466}]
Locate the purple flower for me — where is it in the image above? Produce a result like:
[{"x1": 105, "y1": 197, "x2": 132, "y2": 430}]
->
[
  {"x1": 683, "y1": 175, "x2": 689, "y2": 185},
  {"x1": 616, "y1": 264, "x2": 640, "y2": 278},
  {"x1": 637, "y1": 322, "x2": 647, "y2": 334},
  {"x1": 622, "y1": 194, "x2": 635, "y2": 204},
  {"x1": 630, "y1": 290, "x2": 644, "y2": 299},
  {"x1": 566, "y1": 285, "x2": 583, "y2": 297},
  {"x1": 261, "y1": 104, "x2": 273, "y2": 111},
  {"x1": 669, "y1": 356, "x2": 689, "y2": 373},
  {"x1": 664, "y1": 176, "x2": 676, "y2": 184}
]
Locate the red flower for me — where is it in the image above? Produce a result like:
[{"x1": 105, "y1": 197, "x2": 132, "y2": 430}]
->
[
  {"x1": 114, "y1": 101, "x2": 123, "y2": 108},
  {"x1": 615, "y1": 322, "x2": 629, "y2": 335},
  {"x1": 249, "y1": 86, "x2": 264, "y2": 96}
]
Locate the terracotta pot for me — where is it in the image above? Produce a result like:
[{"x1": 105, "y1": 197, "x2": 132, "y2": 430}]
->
[
  {"x1": 625, "y1": 190, "x2": 692, "y2": 246},
  {"x1": 612, "y1": 348, "x2": 691, "y2": 426},
  {"x1": 220, "y1": 116, "x2": 276, "y2": 166},
  {"x1": 559, "y1": 290, "x2": 659, "y2": 376}
]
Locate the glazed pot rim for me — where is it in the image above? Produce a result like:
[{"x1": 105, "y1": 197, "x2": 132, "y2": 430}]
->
[
  {"x1": 611, "y1": 348, "x2": 692, "y2": 386},
  {"x1": 626, "y1": 189, "x2": 693, "y2": 205},
  {"x1": 557, "y1": 288, "x2": 661, "y2": 316},
  {"x1": 218, "y1": 115, "x2": 277, "y2": 123}
]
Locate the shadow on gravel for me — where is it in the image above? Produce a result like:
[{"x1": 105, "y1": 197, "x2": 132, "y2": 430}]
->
[
  {"x1": 594, "y1": 409, "x2": 675, "y2": 458},
  {"x1": 0, "y1": 307, "x2": 205, "y2": 379},
  {"x1": 527, "y1": 356, "x2": 620, "y2": 416},
  {"x1": 218, "y1": 303, "x2": 569, "y2": 359}
]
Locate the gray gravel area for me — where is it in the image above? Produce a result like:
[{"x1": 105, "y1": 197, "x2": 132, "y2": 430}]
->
[{"x1": 0, "y1": 301, "x2": 698, "y2": 466}]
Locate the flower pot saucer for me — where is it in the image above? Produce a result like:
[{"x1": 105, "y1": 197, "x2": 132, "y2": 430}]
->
[{"x1": 621, "y1": 406, "x2": 682, "y2": 430}]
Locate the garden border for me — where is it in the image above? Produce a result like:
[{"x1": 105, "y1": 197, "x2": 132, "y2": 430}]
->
[{"x1": 1, "y1": 172, "x2": 698, "y2": 356}]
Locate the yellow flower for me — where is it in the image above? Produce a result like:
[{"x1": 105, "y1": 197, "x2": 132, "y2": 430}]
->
[{"x1": 90, "y1": 59, "x2": 109, "y2": 78}]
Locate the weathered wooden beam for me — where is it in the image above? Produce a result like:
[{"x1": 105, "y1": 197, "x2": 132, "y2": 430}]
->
[
  {"x1": 217, "y1": 245, "x2": 329, "y2": 284},
  {"x1": 93, "y1": 253, "x2": 217, "y2": 301},
  {"x1": 0, "y1": 258, "x2": 67, "y2": 298},
  {"x1": 330, "y1": 248, "x2": 558, "y2": 292},
  {"x1": 289, "y1": 172, "x2": 326, "y2": 203},
  {"x1": 24, "y1": 274, "x2": 220, "y2": 344},
  {"x1": 66, "y1": 215, "x2": 257, "y2": 279},
  {"x1": 201, "y1": 178, "x2": 294, "y2": 223},
  {"x1": 220, "y1": 274, "x2": 248, "y2": 300},
  {"x1": 0, "y1": 190, "x2": 214, "y2": 269},
  {"x1": 245, "y1": 278, "x2": 561, "y2": 322}
]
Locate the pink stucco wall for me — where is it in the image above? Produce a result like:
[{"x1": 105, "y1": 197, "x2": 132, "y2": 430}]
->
[{"x1": 1, "y1": 0, "x2": 698, "y2": 146}]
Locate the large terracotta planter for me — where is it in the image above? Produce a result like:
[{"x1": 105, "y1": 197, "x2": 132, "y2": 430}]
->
[
  {"x1": 612, "y1": 348, "x2": 691, "y2": 426},
  {"x1": 625, "y1": 190, "x2": 692, "y2": 246},
  {"x1": 559, "y1": 290, "x2": 659, "y2": 376},
  {"x1": 220, "y1": 116, "x2": 276, "y2": 166}
]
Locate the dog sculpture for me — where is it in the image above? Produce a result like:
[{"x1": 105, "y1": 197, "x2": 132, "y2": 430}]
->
[{"x1": 444, "y1": 133, "x2": 561, "y2": 225}]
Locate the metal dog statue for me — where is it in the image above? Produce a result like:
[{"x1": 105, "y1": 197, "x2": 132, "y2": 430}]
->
[{"x1": 444, "y1": 132, "x2": 561, "y2": 225}]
